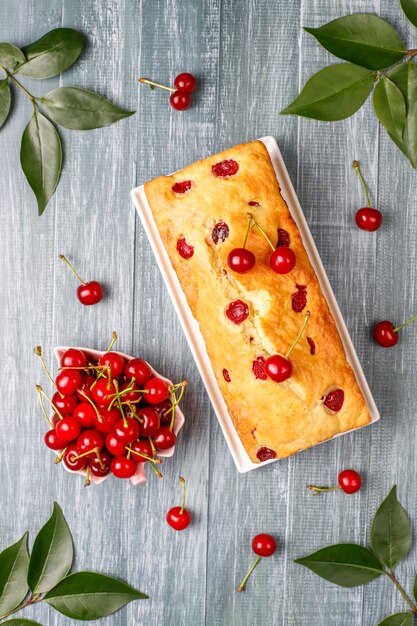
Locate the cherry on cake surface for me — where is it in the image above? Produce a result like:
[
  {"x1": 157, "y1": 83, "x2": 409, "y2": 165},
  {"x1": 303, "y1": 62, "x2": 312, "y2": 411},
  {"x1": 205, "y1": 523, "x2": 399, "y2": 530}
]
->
[
  {"x1": 222, "y1": 368, "x2": 231, "y2": 382},
  {"x1": 292, "y1": 285, "x2": 307, "y2": 312},
  {"x1": 307, "y1": 337, "x2": 316, "y2": 355},
  {"x1": 322, "y1": 388, "x2": 344, "y2": 413},
  {"x1": 177, "y1": 237, "x2": 194, "y2": 259},
  {"x1": 277, "y1": 228, "x2": 290, "y2": 247},
  {"x1": 172, "y1": 180, "x2": 193, "y2": 195},
  {"x1": 256, "y1": 447, "x2": 277, "y2": 462},
  {"x1": 212, "y1": 159, "x2": 239, "y2": 177},
  {"x1": 269, "y1": 246, "x2": 296, "y2": 274},
  {"x1": 225, "y1": 300, "x2": 249, "y2": 324},
  {"x1": 212, "y1": 220, "x2": 229, "y2": 244},
  {"x1": 248, "y1": 201, "x2": 260, "y2": 206},
  {"x1": 227, "y1": 248, "x2": 256, "y2": 274},
  {"x1": 252, "y1": 356, "x2": 267, "y2": 380}
]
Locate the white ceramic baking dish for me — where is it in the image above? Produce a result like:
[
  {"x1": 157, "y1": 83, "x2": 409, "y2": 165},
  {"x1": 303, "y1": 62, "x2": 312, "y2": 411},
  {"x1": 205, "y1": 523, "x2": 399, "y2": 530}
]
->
[
  {"x1": 130, "y1": 136, "x2": 380, "y2": 473},
  {"x1": 53, "y1": 346, "x2": 185, "y2": 485}
]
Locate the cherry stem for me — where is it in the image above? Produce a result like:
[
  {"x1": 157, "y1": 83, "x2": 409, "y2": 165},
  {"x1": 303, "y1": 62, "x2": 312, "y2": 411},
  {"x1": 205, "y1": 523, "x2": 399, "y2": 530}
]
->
[
  {"x1": 72, "y1": 447, "x2": 100, "y2": 462},
  {"x1": 307, "y1": 484, "x2": 340, "y2": 496},
  {"x1": 237, "y1": 555, "x2": 261, "y2": 592},
  {"x1": 78, "y1": 389, "x2": 103, "y2": 422},
  {"x1": 125, "y1": 446, "x2": 161, "y2": 464},
  {"x1": 247, "y1": 213, "x2": 275, "y2": 251},
  {"x1": 59, "y1": 254, "x2": 85, "y2": 285},
  {"x1": 54, "y1": 446, "x2": 68, "y2": 464},
  {"x1": 353, "y1": 160, "x2": 371, "y2": 208},
  {"x1": 286, "y1": 311, "x2": 311, "y2": 358},
  {"x1": 36, "y1": 385, "x2": 64, "y2": 421},
  {"x1": 138, "y1": 77, "x2": 175, "y2": 92},
  {"x1": 113, "y1": 380, "x2": 127, "y2": 426},
  {"x1": 243, "y1": 216, "x2": 253, "y2": 249},
  {"x1": 85, "y1": 465, "x2": 91, "y2": 487},
  {"x1": 106, "y1": 331, "x2": 118, "y2": 352},
  {"x1": 393, "y1": 314, "x2": 417, "y2": 334},
  {"x1": 34, "y1": 346, "x2": 58, "y2": 390},
  {"x1": 37, "y1": 391, "x2": 53, "y2": 427},
  {"x1": 168, "y1": 381, "x2": 188, "y2": 431},
  {"x1": 169, "y1": 390, "x2": 176, "y2": 431},
  {"x1": 179, "y1": 476, "x2": 187, "y2": 514},
  {"x1": 149, "y1": 437, "x2": 157, "y2": 457},
  {"x1": 126, "y1": 402, "x2": 143, "y2": 423},
  {"x1": 148, "y1": 461, "x2": 163, "y2": 478}
]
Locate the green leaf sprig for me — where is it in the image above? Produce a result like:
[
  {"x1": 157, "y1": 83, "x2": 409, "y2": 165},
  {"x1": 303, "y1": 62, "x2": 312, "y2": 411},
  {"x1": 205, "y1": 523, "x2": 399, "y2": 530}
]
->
[
  {"x1": 0, "y1": 28, "x2": 134, "y2": 215},
  {"x1": 295, "y1": 486, "x2": 416, "y2": 626},
  {"x1": 0, "y1": 502, "x2": 147, "y2": 624},
  {"x1": 281, "y1": 2, "x2": 417, "y2": 168}
]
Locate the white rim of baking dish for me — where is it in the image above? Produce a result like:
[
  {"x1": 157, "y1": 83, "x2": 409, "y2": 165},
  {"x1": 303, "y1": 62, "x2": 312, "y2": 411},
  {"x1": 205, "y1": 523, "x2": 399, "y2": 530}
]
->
[
  {"x1": 130, "y1": 136, "x2": 380, "y2": 473},
  {"x1": 53, "y1": 346, "x2": 185, "y2": 485}
]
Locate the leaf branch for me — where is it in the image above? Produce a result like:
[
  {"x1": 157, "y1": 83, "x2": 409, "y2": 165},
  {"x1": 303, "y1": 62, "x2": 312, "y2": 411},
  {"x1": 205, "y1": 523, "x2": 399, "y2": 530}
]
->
[{"x1": 386, "y1": 572, "x2": 417, "y2": 615}]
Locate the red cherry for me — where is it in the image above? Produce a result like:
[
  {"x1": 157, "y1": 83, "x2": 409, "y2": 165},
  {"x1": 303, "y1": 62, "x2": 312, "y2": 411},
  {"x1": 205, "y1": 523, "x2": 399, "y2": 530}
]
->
[
  {"x1": 73, "y1": 402, "x2": 96, "y2": 428},
  {"x1": 130, "y1": 440, "x2": 154, "y2": 462},
  {"x1": 338, "y1": 469, "x2": 362, "y2": 494},
  {"x1": 76, "y1": 429, "x2": 104, "y2": 457},
  {"x1": 90, "y1": 451, "x2": 112, "y2": 477},
  {"x1": 76, "y1": 375, "x2": 95, "y2": 402},
  {"x1": 174, "y1": 72, "x2": 196, "y2": 94},
  {"x1": 322, "y1": 388, "x2": 344, "y2": 413},
  {"x1": 373, "y1": 320, "x2": 399, "y2": 348},
  {"x1": 91, "y1": 378, "x2": 116, "y2": 406},
  {"x1": 143, "y1": 378, "x2": 169, "y2": 404},
  {"x1": 238, "y1": 534, "x2": 277, "y2": 591},
  {"x1": 166, "y1": 476, "x2": 191, "y2": 531},
  {"x1": 60, "y1": 348, "x2": 87, "y2": 368},
  {"x1": 76, "y1": 281, "x2": 103, "y2": 306},
  {"x1": 227, "y1": 248, "x2": 256, "y2": 274},
  {"x1": 151, "y1": 399, "x2": 172, "y2": 425},
  {"x1": 44, "y1": 429, "x2": 66, "y2": 450},
  {"x1": 124, "y1": 358, "x2": 151, "y2": 385},
  {"x1": 111, "y1": 455, "x2": 137, "y2": 479},
  {"x1": 52, "y1": 392, "x2": 77, "y2": 416},
  {"x1": 55, "y1": 416, "x2": 81, "y2": 442},
  {"x1": 63, "y1": 444, "x2": 87, "y2": 471},
  {"x1": 152, "y1": 427, "x2": 176, "y2": 450},
  {"x1": 264, "y1": 354, "x2": 292, "y2": 383},
  {"x1": 355, "y1": 207, "x2": 382, "y2": 231},
  {"x1": 105, "y1": 433, "x2": 126, "y2": 456},
  {"x1": 252, "y1": 534, "x2": 277, "y2": 557},
  {"x1": 172, "y1": 180, "x2": 193, "y2": 195},
  {"x1": 137, "y1": 407, "x2": 160, "y2": 437},
  {"x1": 113, "y1": 418, "x2": 140, "y2": 445},
  {"x1": 94, "y1": 407, "x2": 121, "y2": 433},
  {"x1": 99, "y1": 352, "x2": 125, "y2": 378},
  {"x1": 120, "y1": 381, "x2": 143, "y2": 403},
  {"x1": 269, "y1": 247, "x2": 296, "y2": 274},
  {"x1": 170, "y1": 91, "x2": 191, "y2": 111},
  {"x1": 256, "y1": 447, "x2": 277, "y2": 462},
  {"x1": 56, "y1": 370, "x2": 82, "y2": 396}
]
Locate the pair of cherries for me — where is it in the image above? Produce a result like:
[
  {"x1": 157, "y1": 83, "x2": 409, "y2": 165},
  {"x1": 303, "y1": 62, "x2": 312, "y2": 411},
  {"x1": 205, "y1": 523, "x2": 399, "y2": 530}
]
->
[
  {"x1": 227, "y1": 213, "x2": 296, "y2": 275},
  {"x1": 139, "y1": 72, "x2": 197, "y2": 111}
]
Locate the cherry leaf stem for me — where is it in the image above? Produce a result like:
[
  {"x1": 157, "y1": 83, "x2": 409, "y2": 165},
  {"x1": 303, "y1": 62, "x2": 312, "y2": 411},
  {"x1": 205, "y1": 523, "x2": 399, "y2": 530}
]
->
[
  {"x1": 386, "y1": 572, "x2": 417, "y2": 615},
  {"x1": 4, "y1": 68, "x2": 37, "y2": 102},
  {"x1": 393, "y1": 314, "x2": 417, "y2": 333},
  {"x1": 106, "y1": 331, "x2": 118, "y2": 352},
  {"x1": 138, "y1": 77, "x2": 175, "y2": 92},
  {"x1": 286, "y1": 311, "x2": 310, "y2": 358},
  {"x1": 179, "y1": 476, "x2": 187, "y2": 514},
  {"x1": 237, "y1": 555, "x2": 261, "y2": 592},
  {"x1": 353, "y1": 160, "x2": 371, "y2": 208},
  {"x1": 59, "y1": 254, "x2": 85, "y2": 285}
]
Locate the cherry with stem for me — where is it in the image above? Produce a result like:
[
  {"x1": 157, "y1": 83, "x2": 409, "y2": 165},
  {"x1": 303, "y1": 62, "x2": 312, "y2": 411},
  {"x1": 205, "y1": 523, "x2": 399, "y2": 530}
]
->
[
  {"x1": 59, "y1": 254, "x2": 103, "y2": 305},
  {"x1": 353, "y1": 160, "x2": 382, "y2": 232},
  {"x1": 238, "y1": 534, "x2": 277, "y2": 592},
  {"x1": 264, "y1": 311, "x2": 310, "y2": 383},
  {"x1": 374, "y1": 313, "x2": 417, "y2": 348},
  {"x1": 307, "y1": 469, "x2": 362, "y2": 495},
  {"x1": 166, "y1": 476, "x2": 191, "y2": 530}
]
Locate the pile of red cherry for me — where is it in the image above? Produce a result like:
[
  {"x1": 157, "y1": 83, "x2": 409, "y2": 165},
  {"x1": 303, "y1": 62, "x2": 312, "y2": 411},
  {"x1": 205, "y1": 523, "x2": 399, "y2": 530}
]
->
[
  {"x1": 35, "y1": 340, "x2": 186, "y2": 485},
  {"x1": 138, "y1": 72, "x2": 197, "y2": 111}
]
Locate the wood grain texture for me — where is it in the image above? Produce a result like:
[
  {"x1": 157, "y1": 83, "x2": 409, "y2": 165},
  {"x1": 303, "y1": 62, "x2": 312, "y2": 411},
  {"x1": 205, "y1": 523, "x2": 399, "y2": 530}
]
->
[{"x1": 0, "y1": 1, "x2": 416, "y2": 625}]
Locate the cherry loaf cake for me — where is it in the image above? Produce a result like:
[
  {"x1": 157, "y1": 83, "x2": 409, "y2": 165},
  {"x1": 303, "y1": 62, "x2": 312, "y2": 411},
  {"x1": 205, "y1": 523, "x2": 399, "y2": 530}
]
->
[{"x1": 144, "y1": 140, "x2": 371, "y2": 463}]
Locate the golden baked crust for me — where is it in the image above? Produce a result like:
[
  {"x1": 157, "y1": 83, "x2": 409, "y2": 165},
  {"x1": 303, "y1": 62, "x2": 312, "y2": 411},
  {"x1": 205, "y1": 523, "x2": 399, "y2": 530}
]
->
[{"x1": 144, "y1": 140, "x2": 371, "y2": 463}]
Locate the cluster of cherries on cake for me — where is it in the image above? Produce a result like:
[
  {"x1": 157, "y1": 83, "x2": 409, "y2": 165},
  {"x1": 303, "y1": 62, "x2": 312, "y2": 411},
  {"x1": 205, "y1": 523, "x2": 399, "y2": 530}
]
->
[{"x1": 36, "y1": 340, "x2": 186, "y2": 485}]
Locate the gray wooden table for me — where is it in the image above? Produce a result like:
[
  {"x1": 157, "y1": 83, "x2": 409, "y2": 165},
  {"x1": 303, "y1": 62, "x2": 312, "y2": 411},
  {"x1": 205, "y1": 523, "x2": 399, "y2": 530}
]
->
[{"x1": 1, "y1": 1, "x2": 416, "y2": 625}]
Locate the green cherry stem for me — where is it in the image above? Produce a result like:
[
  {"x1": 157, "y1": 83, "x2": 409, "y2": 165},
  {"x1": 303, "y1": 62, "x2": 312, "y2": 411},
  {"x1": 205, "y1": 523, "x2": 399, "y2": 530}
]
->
[
  {"x1": 78, "y1": 389, "x2": 103, "y2": 422},
  {"x1": 59, "y1": 254, "x2": 85, "y2": 285},
  {"x1": 243, "y1": 216, "x2": 253, "y2": 249},
  {"x1": 113, "y1": 380, "x2": 127, "y2": 426},
  {"x1": 179, "y1": 476, "x2": 187, "y2": 514},
  {"x1": 393, "y1": 314, "x2": 417, "y2": 334},
  {"x1": 247, "y1": 213, "x2": 275, "y2": 251},
  {"x1": 148, "y1": 461, "x2": 163, "y2": 478},
  {"x1": 125, "y1": 446, "x2": 161, "y2": 464},
  {"x1": 286, "y1": 311, "x2": 310, "y2": 358},
  {"x1": 36, "y1": 385, "x2": 64, "y2": 421},
  {"x1": 34, "y1": 345, "x2": 59, "y2": 391},
  {"x1": 106, "y1": 331, "x2": 118, "y2": 352},
  {"x1": 237, "y1": 556, "x2": 261, "y2": 592},
  {"x1": 37, "y1": 390, "x2": 53, "y2": 427},
  {"x1": 307, "y1": 484, "x2": 340, "y2": 496},
  {"x1": 353, "y1": 160, "x2": 371, "y2": 208},
  {"x1": 138, "y1": 77, "x2": 175, "y2": 92}
]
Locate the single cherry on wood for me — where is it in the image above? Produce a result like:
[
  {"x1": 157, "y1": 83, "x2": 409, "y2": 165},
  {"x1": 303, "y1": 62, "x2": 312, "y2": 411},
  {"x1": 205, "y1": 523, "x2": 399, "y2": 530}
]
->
[
  {"x1": 166, "y1": 476, "x2": 191, "y2": 531},
  {"x1": 265, "y1": 311, "x2": 310, "y2": 383},
  {"x1": 238, "y1": 534, "x2": 277, "y2": 592},
  {"x1": 374, "y1": 314, "x2": 417, "y2": 348},
  {"x1": 307, "y1": 469, "x2": 362, "y2": 495},
  {"x1": 59, "y1": 255, "x2": 103, "y2": 305},
  {"x1": 353, "y1": 161, "x2": 382, "y2": 232}
]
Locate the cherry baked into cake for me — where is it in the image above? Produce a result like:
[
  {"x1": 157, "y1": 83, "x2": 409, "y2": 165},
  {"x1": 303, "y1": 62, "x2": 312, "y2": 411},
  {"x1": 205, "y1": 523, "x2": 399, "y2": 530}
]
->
[{"x1": 144, "y1": 140, "x2": 371, "y2": 463}]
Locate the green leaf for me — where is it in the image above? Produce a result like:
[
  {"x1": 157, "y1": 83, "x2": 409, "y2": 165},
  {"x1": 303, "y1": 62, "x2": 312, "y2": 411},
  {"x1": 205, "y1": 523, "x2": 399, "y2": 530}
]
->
[
  {"x1": 0, "y1": 79, "x2": 11, "y2": 129},
  {"x1": 304, "y1": 14, "x2": 406, "y2": 70},
  {"x1": 27, "y1": 503, "x2": 73, "y2": 593},
  {"x1": 373, "y1": 77, "x2": 406, "y2": 141},
  {"x1": 388, "y1": 62, "x2": 417, "y2": 168},
  {"x1": 295, "y1": 544, "x2": 384, "y2": 587},
  {"x1": 20, "y1": 110, "x2": 62, "y2": 215},
  {"x1": 281, "y1": 64, "x2": 374, "y2": 121},
  {"x1": 413, "y1": 571, "x2": 417, "y2": 602},
  {"x1": 44, "y1": 572, "x2": 148, "y2": 620},
  {"x1": 370, "y1": 486, "x2": 412, "y2": 570},
  {"x1": 401, "y1": 0, "x2": 417, "y2": 29},
  {"x1": 0, "y1": 533, "x2": 29, "y2": 615},
  {"x1": 0, "y1": 43, "x2": 25, "y2": 69},
  {"x1": 378, "y1": 613, "x2": 415, "y2": 626},
  {"x1": 40, "y1": 86, "x2": 135, "y2": 130},
  {"x1": 16, "y1": 29, "x2": 84, "y2": 79},
  {"x1": 2, "y1": 617, "x2": 42, "y2": 626}
]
